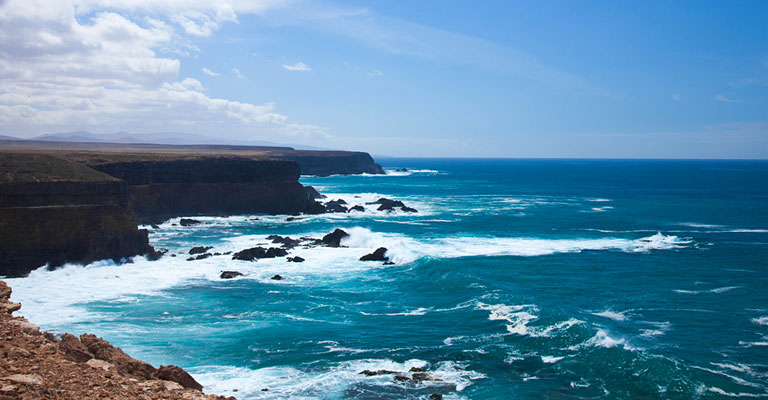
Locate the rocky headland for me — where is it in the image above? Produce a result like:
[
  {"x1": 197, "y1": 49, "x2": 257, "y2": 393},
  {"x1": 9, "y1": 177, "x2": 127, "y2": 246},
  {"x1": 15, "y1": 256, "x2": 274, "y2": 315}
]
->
[
  {"x1": 0, "y1": 142, "x2": 389, "y2": 277},
  {"x1": 0, "y1": 153, "x2": 155, "y2": 278},
  {"x1": 0, "y1": 280, "x2": 232, "y2": 399}
]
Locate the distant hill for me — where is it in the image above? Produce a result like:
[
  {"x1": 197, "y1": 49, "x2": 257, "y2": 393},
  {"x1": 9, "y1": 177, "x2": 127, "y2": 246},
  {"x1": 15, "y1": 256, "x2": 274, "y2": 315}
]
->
[{"x1": 20, "y1": 131, "x2": 329, "y2": 150}]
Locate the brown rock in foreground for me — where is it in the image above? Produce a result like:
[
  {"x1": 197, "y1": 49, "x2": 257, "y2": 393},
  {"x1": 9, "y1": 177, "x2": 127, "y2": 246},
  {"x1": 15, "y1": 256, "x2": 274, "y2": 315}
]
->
[{"x1": 0, "y1": 280, "x2": 234, "y2": 400}]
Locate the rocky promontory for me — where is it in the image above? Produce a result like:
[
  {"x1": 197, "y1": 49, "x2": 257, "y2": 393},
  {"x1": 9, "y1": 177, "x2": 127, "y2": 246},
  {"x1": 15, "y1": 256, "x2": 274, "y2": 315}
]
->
[{"x1": 0, "y1": 280, "x2": 232, "y2": 399}]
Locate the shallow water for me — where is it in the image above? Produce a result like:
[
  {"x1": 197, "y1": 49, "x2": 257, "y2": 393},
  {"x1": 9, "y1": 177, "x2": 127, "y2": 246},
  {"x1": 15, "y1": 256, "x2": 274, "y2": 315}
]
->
[{"x1": 8, "y1": 158, "x2": 768, "y2": 399}]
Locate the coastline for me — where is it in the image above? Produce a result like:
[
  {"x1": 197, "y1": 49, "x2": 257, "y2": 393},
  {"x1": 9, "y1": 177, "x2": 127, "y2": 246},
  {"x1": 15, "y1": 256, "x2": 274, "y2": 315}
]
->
[{"x1": 0, "y1": 280, "x2": 235, "y2": 399}]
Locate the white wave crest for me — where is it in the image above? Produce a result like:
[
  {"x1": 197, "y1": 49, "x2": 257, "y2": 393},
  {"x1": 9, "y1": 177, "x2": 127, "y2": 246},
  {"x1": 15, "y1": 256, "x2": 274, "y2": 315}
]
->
[
  {"x1": 584, "y1": 329, "x2": 636, "y2": 350},
  {"x1": 592, "y1": 309, "x2": 629, "y2": 321},
  {"x1": 191, "y1": 359, "x2": 485, "y2": 398},
  {"x1": 475, "y1": 302, "x2": 583, "y2": 338},
  {"x1": 674, "y1": 286, "x2": 743, "y2": 295}
]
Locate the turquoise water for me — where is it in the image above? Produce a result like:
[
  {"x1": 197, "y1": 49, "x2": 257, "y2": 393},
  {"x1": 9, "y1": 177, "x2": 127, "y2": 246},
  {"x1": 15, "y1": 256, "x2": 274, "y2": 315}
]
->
[{"x1": 8, "y1": 159, "x2": 768, "y2": 399}]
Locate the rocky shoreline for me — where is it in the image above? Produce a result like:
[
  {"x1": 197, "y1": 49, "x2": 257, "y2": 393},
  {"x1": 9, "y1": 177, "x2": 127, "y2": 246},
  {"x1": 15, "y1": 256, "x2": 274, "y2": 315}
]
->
[{"x1": 0, "y1": 280, "x2": 233, "y2": 399}]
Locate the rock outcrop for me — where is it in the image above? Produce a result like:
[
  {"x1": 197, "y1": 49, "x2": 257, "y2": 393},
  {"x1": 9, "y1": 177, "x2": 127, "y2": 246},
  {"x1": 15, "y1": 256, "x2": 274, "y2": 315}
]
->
[
  {"x1": 360, "y1": 247, "x2": 389, "y2": 262},
  {"x1": 0, "y1": 280, "x2": 232, "y2": 399},
  {"x1": 321, "y1": 229, "x2": 350, "y2": 247}
]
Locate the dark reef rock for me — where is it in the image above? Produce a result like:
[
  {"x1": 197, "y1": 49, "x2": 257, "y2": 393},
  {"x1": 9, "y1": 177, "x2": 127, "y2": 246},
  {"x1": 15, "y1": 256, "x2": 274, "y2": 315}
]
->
[
  {"x1": 321, "y1": 229, "x2": 349, "y2": 247},
  {"x1": 360, "y1": 370, "x2": 398, "y2": 376},
  {"x1": 429, "y1": 394, "x2": 443, "y2": 400},
  {"x1": 324, "y1": 199, "x2": 349, "y2": 213},
  {"x1": 348, "y1": 205, "x2": 365, "y2": 212},
  {"x1": 267, "y1": 235, "x2": 300, "y2": 248},
  {"x1": 367, "y1": 198, "x2": 418, "y2": 213},
  {"x1": 270, "y1": 274, "x2": 284, "y2": 280},
  {"x1": 360, "y1": 247, "x2": 389, "y2": 262},
  {"x1": 188, "y1": 246, "x2": 213, "y2": 255},
  {"x1": 220, "y1": 271, "x2": 243, "y2": 279},
  {"x1": 232, "y1": 247, "x2": 288, "y2": 261},
  {"x1": 179, "y1": 218, "x2": 201, "y2": 226},
  {"x1": 287, "y1": 256, "x2": 305, "y2": 262},
  {"x1": 409, "y1": 367, "x2": 427, "y2": 372}
]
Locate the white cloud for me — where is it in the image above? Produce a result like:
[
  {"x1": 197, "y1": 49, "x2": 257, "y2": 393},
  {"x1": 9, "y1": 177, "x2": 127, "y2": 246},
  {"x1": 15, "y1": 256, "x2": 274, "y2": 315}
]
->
[
  {"x1": 367, "y1": 69, "x2": 384, "y2": 77},
  {"x1": 283, "y1": 62, "x2": 312, "y2": 72},
  {"x1": 232, "y1": 68, "x2": 245, "y2": 79},
  {"x1": 714, "y1": 94, "x2": 737, "y2": 103},
  {"x1": 202, "y1": 67, "x2": 221, "y2": 77},
  {"x1": 0, "y1": 0, "x2": 324, "y2": 140}
]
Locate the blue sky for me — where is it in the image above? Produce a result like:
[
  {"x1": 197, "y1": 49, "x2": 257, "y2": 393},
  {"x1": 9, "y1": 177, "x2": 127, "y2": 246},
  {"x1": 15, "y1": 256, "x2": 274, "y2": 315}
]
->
[{"x1": 1, "y1": 0, "x2": 767, "y2": 157}]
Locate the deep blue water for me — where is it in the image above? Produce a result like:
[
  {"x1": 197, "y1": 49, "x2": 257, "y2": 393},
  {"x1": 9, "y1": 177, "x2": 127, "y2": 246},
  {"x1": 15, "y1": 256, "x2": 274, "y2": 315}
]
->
[{"x1": 8, "y1": 158, "x2": 768, "y2": 399}]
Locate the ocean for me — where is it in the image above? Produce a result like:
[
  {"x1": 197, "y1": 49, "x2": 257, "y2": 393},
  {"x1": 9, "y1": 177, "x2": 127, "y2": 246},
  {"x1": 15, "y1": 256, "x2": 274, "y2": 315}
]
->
[{"x1": 7, "y1": 158, "x2": 768, "y2": 399}]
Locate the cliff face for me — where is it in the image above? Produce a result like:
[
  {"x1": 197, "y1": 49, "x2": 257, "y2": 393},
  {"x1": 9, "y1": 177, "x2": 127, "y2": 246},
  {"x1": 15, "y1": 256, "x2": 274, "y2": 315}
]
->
[
  {"x1": 0, "y1": 154, "x2": 152, "y2": 278},
  {"x1": 88, "y1": 156, "x2": 315, "y2": 224},
  {"x1": 267, "y1": 150, "x2": 385, "y2": 176}
]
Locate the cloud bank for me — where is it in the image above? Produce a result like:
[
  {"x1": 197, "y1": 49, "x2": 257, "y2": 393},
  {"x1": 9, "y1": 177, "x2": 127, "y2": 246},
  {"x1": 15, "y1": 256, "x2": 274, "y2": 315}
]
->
[{"x1": 0, "y1": 0, "x2": 325, "y2": 139}]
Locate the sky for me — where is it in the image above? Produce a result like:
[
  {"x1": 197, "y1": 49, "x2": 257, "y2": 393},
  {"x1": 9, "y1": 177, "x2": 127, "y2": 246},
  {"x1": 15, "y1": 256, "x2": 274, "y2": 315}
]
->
[{"x1": 1, "y1": 0, "x2": 767, "y2": 158}]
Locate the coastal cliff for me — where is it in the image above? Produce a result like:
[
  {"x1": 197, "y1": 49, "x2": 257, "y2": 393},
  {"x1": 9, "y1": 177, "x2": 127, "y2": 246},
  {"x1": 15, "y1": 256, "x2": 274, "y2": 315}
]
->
[
  {"x1": 86, "y1": 156, "x2": 316, "y2": 224},
  {"x1": 0, "y1": 139, "x2": 385, "y2": 176},
  {"x1": 261, "y1": 150, "x2": 385, "y2": 176},
  {"x1": 0, "y1": 152, "x2": 325, "y2": 276},
  {"x1": 0, "y1": 154, "x2": 153, "y2": 278},
  {"x1": 0, "y1": 280, "x2": 232, "y2": 399}
]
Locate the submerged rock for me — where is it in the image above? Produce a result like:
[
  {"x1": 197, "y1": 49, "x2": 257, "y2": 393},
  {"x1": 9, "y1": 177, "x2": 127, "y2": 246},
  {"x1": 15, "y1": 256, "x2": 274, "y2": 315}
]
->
[
  {"x1": 360, "y1": 247, "x2": 389, "y2": 262},
  {"x1": 179, "y1": 218, "x2": 202, "y2": 227},
  {"x1": 367, "y1": 198, "x2": 418, "y2": 213},
  {"x1": 220, "y1": 271, "x2": 243, "y2": 279},
  {"x1": 287, "y1": 256, "x2": 305, "y2": 262},
  {"x1": 429, "y1": 394, "x2": 443, "y2": 400},
  {"x1": 270, "y1": 274, "x2": 284, "y2": 281},
  {"x1": 324, "y1": 199, "x2": 348, "y2": 213},
  {"x1": 267, "y1": 235, "x2": 300, "y2": 248},
  {"x1": 321, "y1": 229, "x2": 349, "y2": 247},
  {"x1": 359, "y1": 370, "x2": 398, "y2": 376},
  {"x1": 188, "y1": 246, "x2": 213, "y2": 255},
  {"x1": 232, "y1": 247, "x2": 288, "y2": 261}
]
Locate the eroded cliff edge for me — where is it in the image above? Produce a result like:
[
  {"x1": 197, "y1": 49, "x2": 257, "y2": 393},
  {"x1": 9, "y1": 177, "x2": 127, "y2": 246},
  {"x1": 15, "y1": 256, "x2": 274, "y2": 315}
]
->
[{"x1": 0, "y1": 153, "x2": 153, "y2": 278}]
